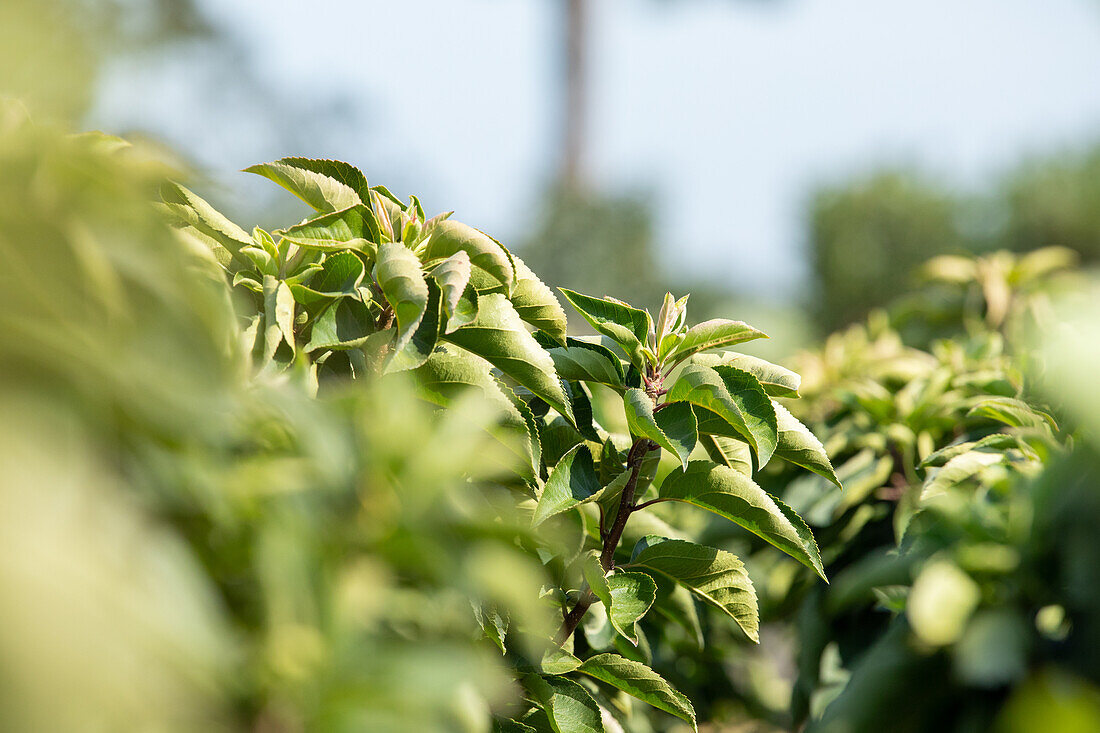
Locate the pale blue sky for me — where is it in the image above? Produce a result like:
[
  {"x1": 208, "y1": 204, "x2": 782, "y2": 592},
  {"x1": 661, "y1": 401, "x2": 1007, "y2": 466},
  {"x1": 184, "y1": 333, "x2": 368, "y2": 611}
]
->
[{"x1": 93, "y1": 0, "x2": 1100, "y2": 296}]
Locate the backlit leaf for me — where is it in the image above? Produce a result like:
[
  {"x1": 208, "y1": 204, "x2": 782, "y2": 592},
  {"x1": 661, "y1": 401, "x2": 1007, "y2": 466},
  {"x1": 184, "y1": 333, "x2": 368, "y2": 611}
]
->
[
  {"x1": 666, "y1": 365, "x2": 777, "y2": 466},
  {"x1": 511, "y1": 256, "x2": 568, "y2": 345},
  {"x1": 524, "y1": 675, "x2": 604, "y2": 733},
  {"x1": 772, "y1": 401, "x2": 840, "y2": 487},
  {"x1": 245, "y1": 157, "x2": 368, "y2": 212},
  {"x1": 280, "y1": 204, "x2": 381, "y2": 253}
]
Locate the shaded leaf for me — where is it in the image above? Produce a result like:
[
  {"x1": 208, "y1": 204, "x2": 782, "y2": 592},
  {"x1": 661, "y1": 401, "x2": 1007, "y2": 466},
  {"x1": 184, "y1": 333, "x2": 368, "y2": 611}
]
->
[
  {"x1": 304, "y1": 297, "x2": 375, "y2": 352},
  {"x1": 288, "y1": 250, "x2": 365, "y2": 307},
  {"x1": 533, "y1": 445, "x2": 602, "y2": 526}
]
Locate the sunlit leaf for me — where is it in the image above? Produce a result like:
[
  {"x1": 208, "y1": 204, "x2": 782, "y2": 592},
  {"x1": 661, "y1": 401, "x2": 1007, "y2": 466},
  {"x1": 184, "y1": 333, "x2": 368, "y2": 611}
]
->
[
  {"x1": 443, "y1": 294, "x2": 573, "y2": 422},
  {"x1": 658, "y1": 462, "x2": 826, "y2": 580},
  {"x1": 576, "y1": 654, "x2": 696, "y2": 729},
  {"x1": 666, "y1": 320, "x2": 767, "y2": 366},
  {"x1": 627, "y1": 536, "x2": 759, "y2": 642},
  {"x1": 245, "y1": 157, "x2": 368, "y2": 212}
]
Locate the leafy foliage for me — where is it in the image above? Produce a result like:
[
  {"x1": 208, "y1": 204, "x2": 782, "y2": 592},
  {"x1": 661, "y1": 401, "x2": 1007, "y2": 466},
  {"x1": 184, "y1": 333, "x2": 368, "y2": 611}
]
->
[{"x1": 8, "y1": 108, "x2": 1100, "y2": 733}]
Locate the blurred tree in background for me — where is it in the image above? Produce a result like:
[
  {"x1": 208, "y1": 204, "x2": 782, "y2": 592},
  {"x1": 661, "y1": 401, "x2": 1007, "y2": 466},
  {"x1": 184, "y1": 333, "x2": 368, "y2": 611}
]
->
[
  {"x1": 1000, "y1": 145, "x2": 1100, "y2": 260},
  {"x1": 807, "y1": 172, "x2": 964, "y2": 334},
  {"x1": 808, "y1": 142, "x2": 1100, "y2": 335}
]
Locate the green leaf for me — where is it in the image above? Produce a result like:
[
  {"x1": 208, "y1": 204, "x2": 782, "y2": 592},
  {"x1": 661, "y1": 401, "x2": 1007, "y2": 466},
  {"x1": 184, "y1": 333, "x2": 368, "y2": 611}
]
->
[
  {"x1": 967, "y1": 398, "x2": 1057, "y2": 431},
  {"x1": 594, "y1": 468, "x2": 634, "y2": 519},
  {"x1": 535, "y1": 335, "x2": 626, "y2": 391},
  {"x1": 576, "y1": 654, "x2": 696, "y2": 729},
  {"x1": 627, "y1": 536, "x2": 758, "y2": 642},
  {"x1": 921, "y1": 450, "x2": 1007, "y2": 502},
  {"x1": 262, "y1": 275, "x2": 295, "y2": 360},
  {"x1": 524, "y1": 675, "x2": 604, "y2": 733},
  {"x1": 423, "y1": 220, "x2": 514, "y2": 295},
  {"x1": 921, "y1": 434, "x2": 1023, "y2": 468},
  {"x1": 623, "y1": 389, "x2": 696, "y2": 467},
  {"x1": 288, "y1": 251, "x2": 365, "y2": 307},
  {"x1": 160, "y1": 181, "x2": 252, "y2": 268},
  {"x1": 656, "y1": 584, "x2": 703, "y2": 650},
  {"x1": 558, "y1": 288, "x2": 650, "y2": 367},
  {"x1": 446, "y1": 284, "x2": 480, "y2": 334},
  {"x1": 373, "y1": 242, "x2": 429, "y2": 352},
  {"x1": 303, "y1": 297, "x2": 375, "y2": 352},
  {"x1": 279, "y1": 204, "x2": 381, "y2": 253},
  {"x1": 583, "y1": 558, "x2": 657, "y2": 646},
  {"x1": 387, "y1": 276, "x2": 441, "y2": 372},
  {"x1": 429, "y1": 250, "x2": 473, "y2": 330},
  {"x1": 511, "y1": 256, "x2": 568, "y2": 345},
  {"x1": 692, "y1": 352, "x2": 800, "y2": 398},
  {"x1": 502, "y1": 381, "x2": 544, "y2": 480},
  {"x1": 443, "y1": 293, "x2": 573, "y2": 422},
  {"x1": 666, "y1": 319, "x2": 768, "y2": 366},
  {"x1": 772, "y1": 401, "x2": 840, "y2": 487},
  {"x1": 658, "y1": 462, "x2": 826, "y2": 580},
  {"x1": 244, "y1": 157, "x2": 368, "y2": 212},
  {"x1": 701, "y1": 434, "x2": 753, "y2": 476},
  {"x1": 414, "y1": 346, "x2": 516, "y2": 413},
  {"x1": 565, "y1": 380, "x2": 600, "y2": 442},
  {"x1": 473, "y1": 605, "x2": 508, "y2": 654},
  {"x1": 539, "y1": 647, "x2": 583, "y2": 675},
  {"x1": 533, "y1": 445, "x2": 602, "y2": 526},
  {"x1": 666, "y1": 365, "x2": 777, "y2": 466}
]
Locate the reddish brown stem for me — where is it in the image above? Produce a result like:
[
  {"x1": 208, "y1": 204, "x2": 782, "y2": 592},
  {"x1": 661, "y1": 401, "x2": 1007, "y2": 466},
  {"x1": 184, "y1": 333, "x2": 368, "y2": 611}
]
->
[{"x1": 556, "y1": 436, "x2": 652, "y2": 645}]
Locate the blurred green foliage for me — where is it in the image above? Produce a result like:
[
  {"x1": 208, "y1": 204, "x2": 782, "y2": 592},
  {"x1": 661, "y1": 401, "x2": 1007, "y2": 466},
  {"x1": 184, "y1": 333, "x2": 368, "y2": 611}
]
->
[
  {"x1": 0, "y1": 106, "x2": 556, "y2": 733},
  {"x1": 731, "y1": 249, "x2": 1100, "y2": 732}
]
